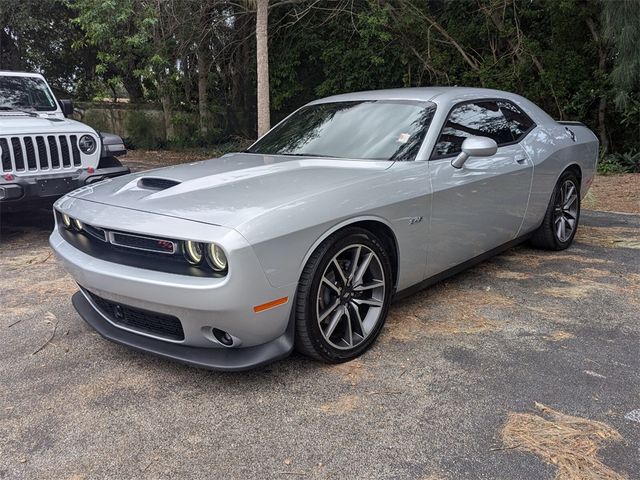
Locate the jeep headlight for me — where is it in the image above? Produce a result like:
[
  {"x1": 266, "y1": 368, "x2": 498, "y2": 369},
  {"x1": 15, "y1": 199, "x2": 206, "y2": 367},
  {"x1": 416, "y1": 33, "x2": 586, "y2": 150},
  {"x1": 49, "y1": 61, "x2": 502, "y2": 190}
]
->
[{"x1": 78, "y1": 135, "x2": 97, "y2": 155}]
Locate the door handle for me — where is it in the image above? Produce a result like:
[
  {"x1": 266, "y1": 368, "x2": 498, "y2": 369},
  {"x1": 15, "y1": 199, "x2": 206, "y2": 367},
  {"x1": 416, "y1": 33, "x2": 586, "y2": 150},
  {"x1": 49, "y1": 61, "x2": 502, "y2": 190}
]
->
[{"x1": 515, "y1": 157, "x2": 527, "y2": 164}]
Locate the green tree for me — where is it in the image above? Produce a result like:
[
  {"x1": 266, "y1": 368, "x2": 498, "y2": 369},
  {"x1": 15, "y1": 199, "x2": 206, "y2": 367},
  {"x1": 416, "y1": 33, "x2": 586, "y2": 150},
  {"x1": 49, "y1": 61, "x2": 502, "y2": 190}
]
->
[{"x1": 601, "y1": 0, "x2": 640, "y2": 109}]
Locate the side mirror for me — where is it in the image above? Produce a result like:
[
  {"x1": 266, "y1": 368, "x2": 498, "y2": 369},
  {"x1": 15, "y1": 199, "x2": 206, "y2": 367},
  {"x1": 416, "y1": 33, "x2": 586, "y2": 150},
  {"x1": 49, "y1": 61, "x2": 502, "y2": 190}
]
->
[
  {"x1": 59, "y1": 99, "x2": 74, "y2": 117},
  {"x1": 451, "y1": 136, "x2": 498, "y2": 169}
]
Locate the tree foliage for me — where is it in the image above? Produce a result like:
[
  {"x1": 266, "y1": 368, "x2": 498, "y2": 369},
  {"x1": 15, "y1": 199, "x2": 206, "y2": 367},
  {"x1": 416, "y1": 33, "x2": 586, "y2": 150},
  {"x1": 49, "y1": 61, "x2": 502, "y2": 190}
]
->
[{"x1": 1, "y1": 0, "x2": 638, "y2": 156}]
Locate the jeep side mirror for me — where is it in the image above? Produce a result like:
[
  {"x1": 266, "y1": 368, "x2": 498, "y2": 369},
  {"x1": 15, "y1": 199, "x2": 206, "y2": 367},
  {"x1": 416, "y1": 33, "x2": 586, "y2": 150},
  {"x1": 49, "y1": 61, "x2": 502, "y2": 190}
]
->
[
  {"x1": 59, "y1": 99, "x2": 74, "y2": 117},
  {"x1": 451, "y1": 136, "x2": 498, "y2": 169}
]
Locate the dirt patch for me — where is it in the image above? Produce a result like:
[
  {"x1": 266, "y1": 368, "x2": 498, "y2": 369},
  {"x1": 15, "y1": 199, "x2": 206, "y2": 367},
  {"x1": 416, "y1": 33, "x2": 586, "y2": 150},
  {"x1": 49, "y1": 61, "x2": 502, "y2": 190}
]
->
[
  {"x1": 544, "y1": 331, "x2": 575, "y2": 342},
  {"x1": 71, "y1": 365, "x2": 156, "y2": 406},
  {"x1": 576, "y1": 225, "x2": 640, "y2": 250},
  {"x1": 325, "y1": 360, "x2": 369, "y2": 386},
  {"x1": 0, "y1": 228, "x2": 78, "y2": 326},
  {"x1": 541, "y1": 271, "x2": 634, "y2": 302},
  {"x1": 385, "y1": 285, "x2": 512, "y2": 342},
  {"x1": 583, "y1": 174, "x2": 639, "y2": 214},
  {"x1": 501, "y1": 402, "x2": 626, "y2": 480},
  {"x1": 384, "y1": 251, "x2": 631, "y2": 343},
  {"x1": 319, "y1": 395, "x2": 361, "y2": 415},
  {"x1": 502, "y1": 251, "x2": 613, "y2": 269},
  {"x1": 579, "y1": 268, "x2": 614, "y2": 279},
  {"x1": 492, "y1": 270, "x2": 533, "y2": 280},
  {"x1": 542, "y1": 284, "x2": 596, "y2": 300}
]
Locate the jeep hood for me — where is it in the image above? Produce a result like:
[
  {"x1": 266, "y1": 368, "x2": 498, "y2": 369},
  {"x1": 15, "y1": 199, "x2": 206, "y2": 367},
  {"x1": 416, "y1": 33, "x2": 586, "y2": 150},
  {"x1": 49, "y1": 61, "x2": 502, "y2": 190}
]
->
[
  {"x1": 0, "y1": 114, "x2": 95, "y2": 135},
  {"x1": 67, "y1": 153, "x2": 392, "y2": 229}
]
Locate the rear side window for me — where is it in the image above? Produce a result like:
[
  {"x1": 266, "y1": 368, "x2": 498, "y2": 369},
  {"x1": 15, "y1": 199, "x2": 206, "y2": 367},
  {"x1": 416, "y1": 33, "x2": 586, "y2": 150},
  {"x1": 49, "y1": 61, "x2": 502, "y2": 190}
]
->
[
  {"x1": 432, "y1": 101, "x2": 513, "y2": 158},
  {"x1": 497, "y1": 99, "x2": 535, "y2": 141}
]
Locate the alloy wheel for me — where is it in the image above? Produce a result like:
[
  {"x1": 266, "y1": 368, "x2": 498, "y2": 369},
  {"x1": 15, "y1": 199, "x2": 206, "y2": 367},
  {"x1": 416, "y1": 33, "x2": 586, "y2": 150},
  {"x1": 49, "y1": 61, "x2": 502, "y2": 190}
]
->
[
  {"x1": 315, "y1": 244, "x2": 386, "y2": 350},
  {"x1": 553, "y1": 179, "x2": 579, "y2": 243}
]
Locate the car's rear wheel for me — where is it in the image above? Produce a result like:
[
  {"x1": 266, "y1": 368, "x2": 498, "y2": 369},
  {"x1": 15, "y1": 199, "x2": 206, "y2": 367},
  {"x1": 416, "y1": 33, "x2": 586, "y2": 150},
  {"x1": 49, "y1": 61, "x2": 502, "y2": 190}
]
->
[
  {"x1": 294, "y1": 228, "x2": 393, "y2": 363},
  {"x1": 530, "y1": 170, "x2": 581, "y2": 250}
]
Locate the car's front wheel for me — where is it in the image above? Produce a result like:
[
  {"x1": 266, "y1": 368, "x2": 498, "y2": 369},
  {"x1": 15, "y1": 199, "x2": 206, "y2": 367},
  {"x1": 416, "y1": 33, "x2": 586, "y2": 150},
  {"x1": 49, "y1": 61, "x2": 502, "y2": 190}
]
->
[
  {"x1": 531, "y1": 170, "x2": 581, "y2": 250},
  {"x1": 294, "y1": 228, "x2": 393, "y2": 363}
]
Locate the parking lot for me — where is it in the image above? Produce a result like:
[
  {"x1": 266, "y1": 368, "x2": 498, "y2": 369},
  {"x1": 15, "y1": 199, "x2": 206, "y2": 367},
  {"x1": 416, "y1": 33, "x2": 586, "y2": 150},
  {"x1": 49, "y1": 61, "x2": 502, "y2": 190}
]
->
[{"x1": 1, "y1": 158, "x2": 638, "y2": 479}]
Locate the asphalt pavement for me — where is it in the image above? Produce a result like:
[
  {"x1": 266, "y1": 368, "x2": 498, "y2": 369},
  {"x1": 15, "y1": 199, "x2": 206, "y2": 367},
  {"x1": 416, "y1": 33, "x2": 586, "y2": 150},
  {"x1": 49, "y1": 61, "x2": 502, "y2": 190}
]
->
[{"x1": 0, "y1": 207, "x2": 638, "y2": 479}]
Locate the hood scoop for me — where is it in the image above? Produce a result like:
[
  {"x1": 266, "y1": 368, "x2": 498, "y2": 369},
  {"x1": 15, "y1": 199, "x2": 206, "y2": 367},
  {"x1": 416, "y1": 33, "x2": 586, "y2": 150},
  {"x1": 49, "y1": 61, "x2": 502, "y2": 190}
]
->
[{"x1": 138, "y1": 177, "x2": 181, "y2": 191}]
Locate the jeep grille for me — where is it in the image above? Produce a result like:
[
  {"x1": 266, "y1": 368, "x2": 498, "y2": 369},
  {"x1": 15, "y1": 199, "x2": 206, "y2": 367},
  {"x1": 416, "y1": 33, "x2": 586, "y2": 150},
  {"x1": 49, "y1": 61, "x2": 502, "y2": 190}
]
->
[{"x1": 0, "y1": 134, "x2": 82, "y2": 173}]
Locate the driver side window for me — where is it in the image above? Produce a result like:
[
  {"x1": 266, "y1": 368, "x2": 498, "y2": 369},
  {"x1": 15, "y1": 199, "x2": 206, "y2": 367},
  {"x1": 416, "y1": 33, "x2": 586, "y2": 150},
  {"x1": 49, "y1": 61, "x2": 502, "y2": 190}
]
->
[{"x1": 431, "y1": 100, "x2": 513, "y2": 159}]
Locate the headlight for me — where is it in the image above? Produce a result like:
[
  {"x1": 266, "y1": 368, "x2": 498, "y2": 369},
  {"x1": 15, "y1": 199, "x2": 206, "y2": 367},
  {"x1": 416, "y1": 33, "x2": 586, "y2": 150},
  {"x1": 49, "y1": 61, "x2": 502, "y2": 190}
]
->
[
  {"x1": 184, "y1": 241, "x2": 203, "y2": 264},
  {"x1": 206, "y1": 244, "x2": 227, "y2": 272},
  {"x1": 72, "y1": 218, "x2": 84, "y2": 231},
  {"x1": 78, "y1": 135, "x2": 97, "y2": 155},
  {"x1": 62, "y1": 213, "x2": 72, "y2": 229}
]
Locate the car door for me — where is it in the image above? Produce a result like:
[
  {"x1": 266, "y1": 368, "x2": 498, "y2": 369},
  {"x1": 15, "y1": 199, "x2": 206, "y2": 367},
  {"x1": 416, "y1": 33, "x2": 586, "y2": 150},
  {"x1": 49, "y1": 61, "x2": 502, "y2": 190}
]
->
[{"x1": 425, "y1": 99, "x2": 534, "y2": 277}]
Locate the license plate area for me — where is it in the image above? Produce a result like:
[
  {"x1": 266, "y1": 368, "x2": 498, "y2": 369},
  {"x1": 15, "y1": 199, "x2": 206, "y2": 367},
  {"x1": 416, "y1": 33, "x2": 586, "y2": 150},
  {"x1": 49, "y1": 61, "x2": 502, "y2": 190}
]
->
[{"x1": 37, "y1": 177, "x2": 73, "y2": 196}]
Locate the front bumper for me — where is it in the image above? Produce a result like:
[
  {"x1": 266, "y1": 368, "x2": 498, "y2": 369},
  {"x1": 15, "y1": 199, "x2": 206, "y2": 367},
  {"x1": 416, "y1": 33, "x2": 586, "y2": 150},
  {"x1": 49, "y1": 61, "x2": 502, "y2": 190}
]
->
[
  {"x1": 0, "y1": 165, "x2": 129, "y2": 209},
  {"x1": 72, "y1": 291, "x2": 294, "y2": 371},
  {"x1": 49, "y1": 204, "x2": 296, "y2": 370}
]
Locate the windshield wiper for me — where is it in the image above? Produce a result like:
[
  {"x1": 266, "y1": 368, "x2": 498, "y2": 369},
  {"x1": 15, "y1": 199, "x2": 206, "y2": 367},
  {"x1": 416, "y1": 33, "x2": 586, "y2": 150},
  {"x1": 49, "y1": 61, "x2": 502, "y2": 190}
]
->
[{"x1": 0, "y1": 106, "x2": 38, "y2": 117}]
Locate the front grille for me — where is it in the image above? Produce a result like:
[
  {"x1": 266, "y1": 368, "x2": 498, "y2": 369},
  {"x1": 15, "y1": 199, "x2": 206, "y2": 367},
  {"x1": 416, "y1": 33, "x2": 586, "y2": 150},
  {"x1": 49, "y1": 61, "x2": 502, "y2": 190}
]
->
[
  {"x1": 1, "y1": 134, "x2": 83, "y2": 173},
  {"x1": 110, "y1": 231, "x2": 177, "y2": 254},
  {"x1": 84, "y1": 223, "x2": 107, "y2": 242},
  {"x1": 85, "y1": 289, "x2": 185, "y2": 341},
  {"x1": 56, "y1": 210, "x2": 223, "y2": 278}
]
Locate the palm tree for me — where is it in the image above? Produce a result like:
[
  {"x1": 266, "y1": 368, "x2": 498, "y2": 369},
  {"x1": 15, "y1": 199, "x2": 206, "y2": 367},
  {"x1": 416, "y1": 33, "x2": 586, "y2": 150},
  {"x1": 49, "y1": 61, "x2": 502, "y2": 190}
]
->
[{"x1": 247, "y1": 0, "x2": 270, "y2": 136}]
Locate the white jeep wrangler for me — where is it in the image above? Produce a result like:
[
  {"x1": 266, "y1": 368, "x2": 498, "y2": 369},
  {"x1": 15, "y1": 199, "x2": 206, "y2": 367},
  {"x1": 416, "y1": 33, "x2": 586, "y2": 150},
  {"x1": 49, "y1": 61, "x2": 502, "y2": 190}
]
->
[{"x1": 0, "y1": 71, "x2": 129, "y2": 210}]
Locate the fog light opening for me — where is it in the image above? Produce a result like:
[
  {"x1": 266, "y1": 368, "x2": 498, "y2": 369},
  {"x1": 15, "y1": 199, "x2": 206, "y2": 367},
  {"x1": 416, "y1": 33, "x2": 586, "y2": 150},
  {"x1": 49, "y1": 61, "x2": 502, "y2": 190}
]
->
[{"x1": 212, "y1": 328, "x2": 234, "y2": 346}]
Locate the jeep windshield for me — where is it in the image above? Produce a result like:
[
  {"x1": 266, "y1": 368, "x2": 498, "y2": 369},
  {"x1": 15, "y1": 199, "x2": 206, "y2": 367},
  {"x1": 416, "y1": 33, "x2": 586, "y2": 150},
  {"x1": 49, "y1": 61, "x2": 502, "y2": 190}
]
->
[
  {"x1": 247, "y1": 100, "x2": 437, "y2": 161},
  {"x1": 0, "y1": 75, "x2": 57, "y2": 112}
]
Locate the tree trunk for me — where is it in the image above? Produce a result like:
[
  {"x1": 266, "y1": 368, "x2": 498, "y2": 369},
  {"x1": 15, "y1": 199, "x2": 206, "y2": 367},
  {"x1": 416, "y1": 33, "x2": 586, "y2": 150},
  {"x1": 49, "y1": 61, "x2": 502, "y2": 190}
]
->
[
  {"x1": 183, "y1": 56, "x2": 192, "y2": 105},
  {"x1": 197, "y1": 46, "x2": 209, "y2": 137},
  {"x1": 161, "y1": 94, "x2": 175, "y2": 141},
  {"x1": 586, "y1": 17, "x2": 609, "y2": 151},
  {"x1": 158, "y1": 74, "x2": 175, "y2": 141},
  {"x1": 256, "y1": 0, "x2": 270, "y2": 137},
  {"x1": 122, "y1": 69, "x2": 144, "y2": 103}
]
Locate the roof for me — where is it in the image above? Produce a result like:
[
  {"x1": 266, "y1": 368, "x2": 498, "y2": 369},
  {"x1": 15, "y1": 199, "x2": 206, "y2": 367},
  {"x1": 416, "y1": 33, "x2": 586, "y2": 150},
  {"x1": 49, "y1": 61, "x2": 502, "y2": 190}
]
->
[
  {"x1": 0, "y1": 71, "x2": 45, "y2": 79},
  {"x1": 306, "y1": 86, "x2": 555, "y2": 124},
  {"x1": 311, "y1": 87, "x2": 516, "y2": 104}
]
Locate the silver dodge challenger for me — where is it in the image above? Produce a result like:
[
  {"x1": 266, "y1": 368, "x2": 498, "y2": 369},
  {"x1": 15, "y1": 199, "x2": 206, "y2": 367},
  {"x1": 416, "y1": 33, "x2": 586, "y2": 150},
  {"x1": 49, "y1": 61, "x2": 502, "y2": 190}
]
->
[{"x1": 50, "y1": 87, "x2": 598, "y2": 370}]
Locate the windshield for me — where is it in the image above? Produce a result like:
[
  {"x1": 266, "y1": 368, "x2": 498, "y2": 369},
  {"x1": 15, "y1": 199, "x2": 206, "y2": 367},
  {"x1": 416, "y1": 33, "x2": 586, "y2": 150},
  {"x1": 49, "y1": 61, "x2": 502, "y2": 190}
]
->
[
  {"x1": 0, "y1": 76, "x2": 57, "y2": 112},
  {"x1": 248, "y1": 100, "x2": 437, "y2": 161}
]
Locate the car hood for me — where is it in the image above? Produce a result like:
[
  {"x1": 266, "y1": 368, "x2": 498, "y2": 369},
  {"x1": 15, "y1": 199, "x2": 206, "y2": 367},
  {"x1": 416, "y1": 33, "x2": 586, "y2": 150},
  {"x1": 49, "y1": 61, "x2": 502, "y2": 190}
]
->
[
  {"x1": 0, "y1": 113, "x2": 95, "y2": 135},
  {"x1": 68, "y1": 153, "x2": 392, "y2": 229}
]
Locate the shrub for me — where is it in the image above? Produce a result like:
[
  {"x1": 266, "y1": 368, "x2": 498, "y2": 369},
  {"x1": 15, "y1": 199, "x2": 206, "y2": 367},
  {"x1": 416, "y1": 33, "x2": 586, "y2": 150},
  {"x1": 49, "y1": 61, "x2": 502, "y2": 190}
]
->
[
  {"x1": 598, "y1": 150, "x2": 640, "y2": 174},
  {"x1": 169, "y1": 111, "x2": 224, "y2": 149},
  {"x1": 615, "y1": 150, "x2": 640, "y2": 173},
  {"x1": 123, "y1": 111, "x2": 164, "y2": 149},
  {"x1": 81, "y1": 109, "x2": 110, "y2": 133}
]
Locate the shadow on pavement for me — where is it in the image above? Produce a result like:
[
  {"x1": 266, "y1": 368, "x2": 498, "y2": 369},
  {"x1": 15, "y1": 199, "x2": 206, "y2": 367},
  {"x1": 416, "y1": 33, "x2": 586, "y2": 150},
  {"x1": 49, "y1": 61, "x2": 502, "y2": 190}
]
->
[{"x1": 0, "y1": 208, "x2": 54, "y2": 244}]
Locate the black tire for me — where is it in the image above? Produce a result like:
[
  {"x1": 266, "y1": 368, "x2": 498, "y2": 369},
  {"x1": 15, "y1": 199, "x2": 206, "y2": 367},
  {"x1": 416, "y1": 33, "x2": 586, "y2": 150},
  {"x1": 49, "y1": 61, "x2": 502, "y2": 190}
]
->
[
  {"x1": 530, "y1": 170, "x2": 581, "y2": 250},
  {"x1": 294, "y1": 227, "x2": 393, "y2": 363}
]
